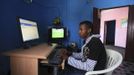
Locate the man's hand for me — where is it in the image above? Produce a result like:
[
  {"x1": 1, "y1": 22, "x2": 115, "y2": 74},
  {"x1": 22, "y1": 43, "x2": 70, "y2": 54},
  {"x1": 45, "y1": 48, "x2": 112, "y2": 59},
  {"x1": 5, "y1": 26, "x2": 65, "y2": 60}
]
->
[{"x1": 60, "y1": 49, "x2": 69, "y2": 60}]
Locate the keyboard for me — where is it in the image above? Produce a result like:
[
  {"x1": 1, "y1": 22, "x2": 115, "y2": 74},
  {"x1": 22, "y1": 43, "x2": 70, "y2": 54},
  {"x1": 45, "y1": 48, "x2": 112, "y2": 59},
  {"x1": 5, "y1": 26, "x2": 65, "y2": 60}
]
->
[
  {"x1": 51, "y1": 43, "x2": 58, "y2": 49},
  {"x1": 47, "y1": 46, "x2": 64, "y2": 65}
]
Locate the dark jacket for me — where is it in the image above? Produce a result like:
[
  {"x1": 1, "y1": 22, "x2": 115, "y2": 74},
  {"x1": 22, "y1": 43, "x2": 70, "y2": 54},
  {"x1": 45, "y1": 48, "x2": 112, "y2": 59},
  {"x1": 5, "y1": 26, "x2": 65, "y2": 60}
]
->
[
  {"x1": 85, "y1": 37, "x2": 107, "y2": 70},
  {"x1": 64, "y1": 36, "x2": 107, "y2": 75}
]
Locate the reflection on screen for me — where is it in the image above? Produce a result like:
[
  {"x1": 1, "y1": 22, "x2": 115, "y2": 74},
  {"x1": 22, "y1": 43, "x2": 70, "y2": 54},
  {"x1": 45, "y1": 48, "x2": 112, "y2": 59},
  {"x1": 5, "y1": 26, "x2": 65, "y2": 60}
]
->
[
  {"x1": 52, "y1": 28, "x2": 64, "y2": 38},
  {"x1": 19, "y1": 18, "x2": 39, "y2": 42}
]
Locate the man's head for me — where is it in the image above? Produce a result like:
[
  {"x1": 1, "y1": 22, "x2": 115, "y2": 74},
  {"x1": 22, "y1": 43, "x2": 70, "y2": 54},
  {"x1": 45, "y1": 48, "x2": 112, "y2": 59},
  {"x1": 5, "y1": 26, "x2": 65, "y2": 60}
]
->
[{"x1": 79, "y1": 21, "x2": 93, "y2": 39}]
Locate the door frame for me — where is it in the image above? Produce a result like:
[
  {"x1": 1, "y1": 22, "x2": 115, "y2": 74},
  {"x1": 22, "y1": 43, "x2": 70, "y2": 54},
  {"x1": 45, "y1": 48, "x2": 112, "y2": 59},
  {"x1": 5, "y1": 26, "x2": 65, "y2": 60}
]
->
[
  {"x1": 93, "y1": 5, "x2": 134, "y2": 62},
  {"x1": 103, "y1": 20, "x2": 116, "y2": 45},
  {"x1": 93, "y1": 5, "x2": 129, "y2": 34}
]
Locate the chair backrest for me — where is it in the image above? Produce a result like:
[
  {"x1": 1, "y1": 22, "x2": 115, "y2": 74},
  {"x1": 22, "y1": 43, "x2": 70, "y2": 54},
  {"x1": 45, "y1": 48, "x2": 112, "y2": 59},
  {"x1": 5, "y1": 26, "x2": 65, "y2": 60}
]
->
[{"x1": 85, "y1": 49, "x2": 123, "y2": 75}]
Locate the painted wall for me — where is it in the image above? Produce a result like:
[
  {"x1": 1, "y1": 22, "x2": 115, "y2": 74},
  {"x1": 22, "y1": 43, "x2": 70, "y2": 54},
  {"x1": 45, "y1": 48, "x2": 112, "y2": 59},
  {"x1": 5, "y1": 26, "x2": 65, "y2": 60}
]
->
[
  {"x1": 92, "y1": 0, "x2": 134, "y2": 8},
  {"x1": 92, "y1": 0, "x2": 134, "y2": 48},
  {"x1": 64, "y1": 0, "x2": 93, "y2": 47},
  {"x1": 0, "y1": 0, "x2": 67, "y2": 75},
  {"x1": 0, "y1": 0, "x2": 92, "y2": 74},
  {"x1": 1, "y1": 0, "x2": 134, "y2": 54},
  {"x1": 0, "y1": 0, "x2": 64, "y2": 51},
  {"x1": 0, "y1": 0, "x2": 93, "y2": 51},
  {"x1": 100, "y1": 7, "x2": 128, "y2": 48}
]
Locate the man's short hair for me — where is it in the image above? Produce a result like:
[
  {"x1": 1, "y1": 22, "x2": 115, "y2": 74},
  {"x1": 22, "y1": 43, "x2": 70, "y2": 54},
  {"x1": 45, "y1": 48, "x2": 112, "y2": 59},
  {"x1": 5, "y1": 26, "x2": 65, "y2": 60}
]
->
[{"x1": 79, "y1": 21, "x2": 93, "y2": 29}]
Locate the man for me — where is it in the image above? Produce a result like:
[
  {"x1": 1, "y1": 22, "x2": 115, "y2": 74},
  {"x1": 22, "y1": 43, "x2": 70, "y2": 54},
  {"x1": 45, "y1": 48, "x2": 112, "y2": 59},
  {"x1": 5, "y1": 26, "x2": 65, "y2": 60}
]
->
[{"x1": 61, "y1": 21, "x2": 107, "y2": 75}]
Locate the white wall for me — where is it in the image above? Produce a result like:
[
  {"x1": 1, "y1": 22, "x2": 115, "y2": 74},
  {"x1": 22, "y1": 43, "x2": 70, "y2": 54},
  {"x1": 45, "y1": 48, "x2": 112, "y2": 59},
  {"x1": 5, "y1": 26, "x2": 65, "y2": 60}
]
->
[{"x1": 100, "y1": 7, "x2": 128, "y2": 48}]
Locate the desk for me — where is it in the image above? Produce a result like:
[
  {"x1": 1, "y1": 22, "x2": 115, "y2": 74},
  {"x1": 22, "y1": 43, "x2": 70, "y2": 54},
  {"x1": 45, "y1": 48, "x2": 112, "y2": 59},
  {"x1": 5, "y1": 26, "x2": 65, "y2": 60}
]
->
[{"x1": 3, "y1": 43, "x2": 57, "y2": 75}]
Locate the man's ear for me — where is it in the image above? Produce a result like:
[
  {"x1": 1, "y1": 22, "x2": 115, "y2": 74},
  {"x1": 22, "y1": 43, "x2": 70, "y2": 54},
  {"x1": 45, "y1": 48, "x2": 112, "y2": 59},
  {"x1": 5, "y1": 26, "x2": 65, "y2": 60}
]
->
[{"x1": 88, "y1": 29, "x2": 91, "y2": 33}]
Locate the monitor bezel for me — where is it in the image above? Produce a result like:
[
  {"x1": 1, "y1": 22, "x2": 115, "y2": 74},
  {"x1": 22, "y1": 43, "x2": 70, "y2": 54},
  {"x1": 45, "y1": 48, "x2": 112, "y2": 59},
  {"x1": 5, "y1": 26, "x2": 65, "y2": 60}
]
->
[
  {"x1": 17, "y1": 17, "x2": 40, "y2": 43},
  {"x1": 48, "y1": 26, "x2": 67, "y2": 43}
]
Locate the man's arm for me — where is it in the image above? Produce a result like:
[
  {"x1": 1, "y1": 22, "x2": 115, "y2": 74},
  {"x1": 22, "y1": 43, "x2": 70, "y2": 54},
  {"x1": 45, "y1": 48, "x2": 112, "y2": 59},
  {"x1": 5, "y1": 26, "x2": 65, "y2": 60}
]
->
[
  {"x1": 67, "y1": 37, "x2": 105, "y2": 71},
  {"x1": 71, "y1": 52, "x2": 83, "y2": 59}
]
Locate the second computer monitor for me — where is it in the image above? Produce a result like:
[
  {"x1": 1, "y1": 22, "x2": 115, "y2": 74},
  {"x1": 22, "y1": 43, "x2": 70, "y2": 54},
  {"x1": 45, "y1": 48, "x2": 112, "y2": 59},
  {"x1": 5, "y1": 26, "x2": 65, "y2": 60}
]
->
[{"x1": 48, "y1": 27, "x2": 67, "y2": 44}]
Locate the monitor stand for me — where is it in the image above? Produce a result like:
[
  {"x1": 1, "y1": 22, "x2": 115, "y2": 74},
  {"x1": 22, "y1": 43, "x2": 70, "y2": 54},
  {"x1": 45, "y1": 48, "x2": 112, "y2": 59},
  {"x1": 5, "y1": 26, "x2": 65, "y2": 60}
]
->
[
  {"x1": 47, "y1": 42, "x2": 58, "y2": 47},
  {"x1": 22, "y1": 43, "x2": 32, "y2": 49}
]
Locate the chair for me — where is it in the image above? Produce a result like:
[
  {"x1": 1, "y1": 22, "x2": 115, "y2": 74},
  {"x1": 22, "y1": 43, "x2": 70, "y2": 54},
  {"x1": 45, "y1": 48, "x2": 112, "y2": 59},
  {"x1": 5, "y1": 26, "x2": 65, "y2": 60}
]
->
[{"x1": 85, "y1": 49, "x2": 123, "y2": 75}]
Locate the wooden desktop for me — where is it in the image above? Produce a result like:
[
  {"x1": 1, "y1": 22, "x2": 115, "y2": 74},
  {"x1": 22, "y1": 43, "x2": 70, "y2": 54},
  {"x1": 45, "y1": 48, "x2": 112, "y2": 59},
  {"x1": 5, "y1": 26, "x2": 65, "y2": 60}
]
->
[{"x1": 3, "y1": 43, "x2": 59, "y2": 75}]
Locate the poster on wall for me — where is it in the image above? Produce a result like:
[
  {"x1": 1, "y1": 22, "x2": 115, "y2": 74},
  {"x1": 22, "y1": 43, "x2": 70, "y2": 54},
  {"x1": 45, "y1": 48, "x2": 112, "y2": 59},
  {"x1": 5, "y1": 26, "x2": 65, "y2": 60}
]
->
[{"x1": 121, "y1": 18, "x2": 128, "y2": 28}]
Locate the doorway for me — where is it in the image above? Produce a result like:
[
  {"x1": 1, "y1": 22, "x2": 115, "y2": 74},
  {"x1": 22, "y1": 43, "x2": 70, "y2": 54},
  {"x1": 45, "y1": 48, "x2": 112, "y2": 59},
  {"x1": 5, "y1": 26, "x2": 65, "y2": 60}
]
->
[
  {"x1": 93, "y1": 6, "x2": 134, "y2": 62},
  {"x1": 104, "y1": 20, "x2": 116, "y2": 45}
]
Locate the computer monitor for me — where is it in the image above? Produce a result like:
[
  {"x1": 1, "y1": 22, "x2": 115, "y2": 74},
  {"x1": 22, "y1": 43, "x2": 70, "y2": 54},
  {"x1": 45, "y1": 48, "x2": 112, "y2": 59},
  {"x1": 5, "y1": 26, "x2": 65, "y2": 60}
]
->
[
  {"x1": 18, "y1": 18, "x2": 39, "y2": 42},
  {"x1": 48, "y1": 27, "x2": 67, "y2": 44},
  {"x1": 52, "y1": 28, "x2": 64, "y2": 39}
]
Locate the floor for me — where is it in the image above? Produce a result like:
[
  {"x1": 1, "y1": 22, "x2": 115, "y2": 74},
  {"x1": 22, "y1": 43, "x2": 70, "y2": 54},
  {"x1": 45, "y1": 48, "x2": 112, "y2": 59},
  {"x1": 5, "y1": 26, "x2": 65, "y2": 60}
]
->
[
  {"x1": 113, "y1": 61, "x2": 134, "y2": 75},
  {"x1": 39, "y1": 61, "x2": 134, "y2": 75},
  {"x1": 105, "y1": 45, "x2": 134, "y2": 75}
]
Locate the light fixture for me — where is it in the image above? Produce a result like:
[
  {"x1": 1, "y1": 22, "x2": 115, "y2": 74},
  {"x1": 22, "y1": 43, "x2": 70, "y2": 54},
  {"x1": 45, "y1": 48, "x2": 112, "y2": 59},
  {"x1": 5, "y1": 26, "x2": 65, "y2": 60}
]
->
[{"x1": 24, "y1": 0, "x2": 32, "y2": 3}]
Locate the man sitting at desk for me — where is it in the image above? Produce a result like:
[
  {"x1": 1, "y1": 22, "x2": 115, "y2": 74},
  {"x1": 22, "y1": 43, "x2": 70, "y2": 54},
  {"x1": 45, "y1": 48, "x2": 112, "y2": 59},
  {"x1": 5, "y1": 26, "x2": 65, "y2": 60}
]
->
[{"x1": 61, "y1": 21, "x2": 107, "y2": 75}]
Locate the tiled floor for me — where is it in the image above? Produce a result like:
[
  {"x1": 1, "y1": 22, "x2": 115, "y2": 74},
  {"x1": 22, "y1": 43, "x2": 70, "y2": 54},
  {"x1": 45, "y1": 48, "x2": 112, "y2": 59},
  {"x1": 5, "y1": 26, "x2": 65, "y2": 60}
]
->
[
  {"x1": 105, "y1": 45, "x2": 134, "y2": 75},
  {"x1": 39, "y1": 61, "x2": 134, "y2": 75},
  {"x1": 113, "y1": 61, "x2": 134, "y2": 75}
]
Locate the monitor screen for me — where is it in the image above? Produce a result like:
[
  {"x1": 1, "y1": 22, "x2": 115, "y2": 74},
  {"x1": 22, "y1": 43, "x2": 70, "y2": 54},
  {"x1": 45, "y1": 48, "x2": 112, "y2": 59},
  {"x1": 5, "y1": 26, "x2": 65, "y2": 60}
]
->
[
  {"x1": 19, "y1": 18, "x2": 39, "y2": 42},
  {"x1": 52, "y1": 28, "x2": 64, "y2": 38},
  {"x1": 48, "y1": 27, "x2": 67, "y2": 44}
]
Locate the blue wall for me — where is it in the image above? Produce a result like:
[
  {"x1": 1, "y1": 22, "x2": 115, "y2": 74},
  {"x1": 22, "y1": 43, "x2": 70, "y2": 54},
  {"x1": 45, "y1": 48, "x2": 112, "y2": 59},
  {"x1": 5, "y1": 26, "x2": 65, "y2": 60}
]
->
[
  {"x1": 64, "y1": 0, "x2": 93, "y2": 46},
  {"x1": 0, "y1": 0, "x2": 93, "y2": 51},
  {"x1": 92, "y1": 0, "x2": 134, "y2": 8},
  {"x1": 1, "y1": 0, "x2": 134, "y2": 75},
  {"x1": 0, "y1": 0, "x2": 92, "y2": 74},
  {"x1": 0, "y1": 0, "x2": 67, "y2": 75}
]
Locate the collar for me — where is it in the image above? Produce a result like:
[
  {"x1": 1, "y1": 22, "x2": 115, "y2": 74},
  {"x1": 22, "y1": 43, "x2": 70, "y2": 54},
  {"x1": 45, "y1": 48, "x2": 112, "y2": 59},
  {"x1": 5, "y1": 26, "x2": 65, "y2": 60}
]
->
[{"x1": 85, "y1": 34, "x2": 101, "y2": 44}]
